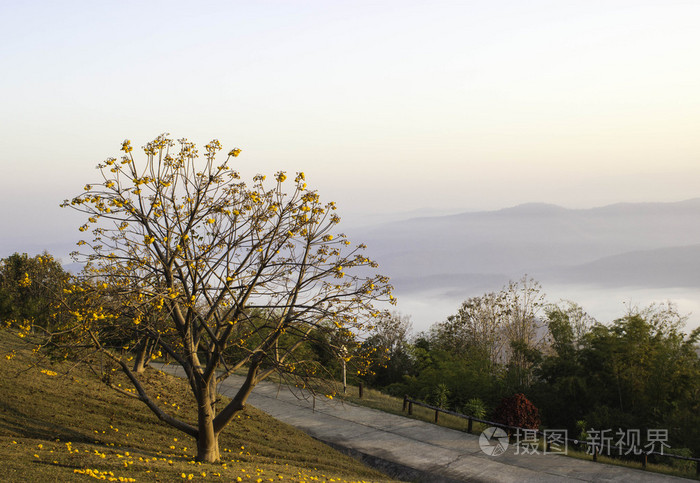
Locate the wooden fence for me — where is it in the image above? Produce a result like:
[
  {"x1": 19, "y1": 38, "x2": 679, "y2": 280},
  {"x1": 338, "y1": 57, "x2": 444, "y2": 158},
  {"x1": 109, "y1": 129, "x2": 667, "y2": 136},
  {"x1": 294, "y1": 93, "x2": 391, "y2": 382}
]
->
[{"x1": 402, "y1": 395, "x2": 700, "y2": 476}]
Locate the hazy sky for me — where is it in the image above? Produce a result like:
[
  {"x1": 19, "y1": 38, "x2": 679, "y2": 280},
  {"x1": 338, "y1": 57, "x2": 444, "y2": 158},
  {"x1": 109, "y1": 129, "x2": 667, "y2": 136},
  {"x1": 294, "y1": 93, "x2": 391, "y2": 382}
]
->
[{"x1": 2, "y1": 0, "x2": 700, "y2": 256}]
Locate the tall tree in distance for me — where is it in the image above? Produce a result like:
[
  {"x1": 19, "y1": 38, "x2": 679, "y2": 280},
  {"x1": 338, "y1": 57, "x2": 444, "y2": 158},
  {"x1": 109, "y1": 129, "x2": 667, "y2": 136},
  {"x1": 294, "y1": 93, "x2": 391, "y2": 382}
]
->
[
  {"x1": 430, "y1": 276, "x2": 546, "y2": 378},
  {"x1": 61, "y1": 134, "x2": 393, "y2": 462},
  {"x1": 531, "y1": 301, "x2": 595, "y2": 429},
  {"x1": 501, "y1": 277, "x2": 547, "y2": 390},
  {"x1": 445, "y1": 290, "x2": 505, "y2": 368}
]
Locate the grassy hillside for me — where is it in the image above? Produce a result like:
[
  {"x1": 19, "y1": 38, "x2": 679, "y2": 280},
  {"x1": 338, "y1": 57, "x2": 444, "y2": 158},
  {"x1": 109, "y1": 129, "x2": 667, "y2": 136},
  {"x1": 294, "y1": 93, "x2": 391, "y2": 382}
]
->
[{"x1": 0, "y1": 330, "x2": 397, "y2": 483}]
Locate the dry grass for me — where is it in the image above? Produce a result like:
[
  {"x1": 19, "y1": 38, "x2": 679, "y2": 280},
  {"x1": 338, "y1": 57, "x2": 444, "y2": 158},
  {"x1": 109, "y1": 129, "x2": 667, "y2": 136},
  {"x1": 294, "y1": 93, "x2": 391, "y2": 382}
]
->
[
  {"x1": 0, "y1": 331, "x2": 399, "y2": 483},
  {"x1": 339, "y1": 384, "x2": 489, "y2": 434}
]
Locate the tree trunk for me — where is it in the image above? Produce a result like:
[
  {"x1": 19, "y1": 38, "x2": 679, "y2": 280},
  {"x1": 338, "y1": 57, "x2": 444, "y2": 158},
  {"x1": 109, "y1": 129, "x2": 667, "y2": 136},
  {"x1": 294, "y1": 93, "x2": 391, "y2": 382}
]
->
[
  {"x1": 196, "y1": 383, "x2": 220, "y2": 462},
  {"x1": 133, "y1": 337, "x2": 151, "y2": 373},
  {"x1": 196, "y1": 423, "x2": 219, "y2": 463}
]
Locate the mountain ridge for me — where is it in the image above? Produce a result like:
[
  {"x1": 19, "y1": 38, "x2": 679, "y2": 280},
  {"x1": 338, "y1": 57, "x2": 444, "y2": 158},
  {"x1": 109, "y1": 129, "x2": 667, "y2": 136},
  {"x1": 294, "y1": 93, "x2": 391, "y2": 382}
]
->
[
  {"x1": 391, "y1": 197, "x2": 700, "y2": 224},
  {"x1": 353, "y1": 197, "x2": 700, "y2": 294}
]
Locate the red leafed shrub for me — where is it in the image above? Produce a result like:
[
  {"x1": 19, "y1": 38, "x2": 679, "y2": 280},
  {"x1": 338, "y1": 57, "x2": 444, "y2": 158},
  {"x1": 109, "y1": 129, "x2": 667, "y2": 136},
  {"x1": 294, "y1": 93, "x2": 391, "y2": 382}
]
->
[{"x1": 492, "y1": 393, "x2": 541, "y2": 429}]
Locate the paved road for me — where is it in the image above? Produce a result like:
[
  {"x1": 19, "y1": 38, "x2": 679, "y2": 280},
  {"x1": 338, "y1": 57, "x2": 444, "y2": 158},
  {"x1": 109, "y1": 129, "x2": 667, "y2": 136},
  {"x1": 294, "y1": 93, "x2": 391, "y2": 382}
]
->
[{"x1": 157, "y1": 365, "x2": 691, "y2": 482}]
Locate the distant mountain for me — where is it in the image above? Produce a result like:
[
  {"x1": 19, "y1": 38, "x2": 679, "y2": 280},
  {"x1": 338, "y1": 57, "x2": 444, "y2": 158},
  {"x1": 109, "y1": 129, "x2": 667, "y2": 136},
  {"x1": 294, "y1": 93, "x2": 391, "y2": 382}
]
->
[
  {"x1": 351, "y1": 198, "x2": 700, "y2": 294},
  {"x1": 551, "y1": 244, "x2": 700, "y2": 288}
]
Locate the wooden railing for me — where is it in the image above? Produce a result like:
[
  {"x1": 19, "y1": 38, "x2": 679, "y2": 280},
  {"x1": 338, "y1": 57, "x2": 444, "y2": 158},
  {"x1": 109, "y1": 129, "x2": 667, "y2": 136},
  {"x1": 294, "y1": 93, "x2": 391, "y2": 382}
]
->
[{"x1": 402, "y1": 395, "x2": 700, "y2": 476}]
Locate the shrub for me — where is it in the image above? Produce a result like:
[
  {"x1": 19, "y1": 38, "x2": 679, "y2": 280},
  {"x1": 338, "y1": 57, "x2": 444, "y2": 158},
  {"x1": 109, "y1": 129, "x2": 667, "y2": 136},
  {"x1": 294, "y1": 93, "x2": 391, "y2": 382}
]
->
[
  {"x1": 660, "y1": 448, "x2": 695, "y2": 473},
  {"x1": 430, "y1": 383, "x2": 450, "y2": 409},
  {"x1": 492, "y1": 393, "x2": 540, "y2": 429},
  {"x1": 463, "y1": 398, "x2": 487, "y2": 419}
]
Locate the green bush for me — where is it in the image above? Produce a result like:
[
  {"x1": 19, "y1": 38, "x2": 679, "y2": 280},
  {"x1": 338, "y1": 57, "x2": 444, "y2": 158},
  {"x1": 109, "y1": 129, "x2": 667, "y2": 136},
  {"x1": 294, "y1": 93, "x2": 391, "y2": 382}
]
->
[
  {"x1": 430, "y1": 383, "x2": 451, "y2": 409},
  {"x1": 463, "y1": 398, "x2": 487, "y2": 419}
]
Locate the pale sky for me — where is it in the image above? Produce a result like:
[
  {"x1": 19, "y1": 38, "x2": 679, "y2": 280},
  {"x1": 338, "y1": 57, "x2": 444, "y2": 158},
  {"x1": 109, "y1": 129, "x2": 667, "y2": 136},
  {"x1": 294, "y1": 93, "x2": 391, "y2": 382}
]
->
[{"x1": 2, "y1": 0, "x2": 700, "y2": 257}]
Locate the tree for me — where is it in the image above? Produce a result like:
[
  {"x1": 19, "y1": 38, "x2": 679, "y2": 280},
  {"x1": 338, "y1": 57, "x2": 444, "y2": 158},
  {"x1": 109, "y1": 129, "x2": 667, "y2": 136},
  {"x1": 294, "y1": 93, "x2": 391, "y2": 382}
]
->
[
  {"x1": 500, "y1": 277, "x2": 547, "y2": 390},
  {"x1": 362, "y1": 311, "x2": 415, "y2": 387},
  {"x1": 392, "y1": 277, "x2": 548, "y2": 409},
  {"x1": 531, "y1": 301, "x2": 595, "y2": 430},
  {"x1": 61, "y1": 134, "x2": 393, "y2": 462},
  {"x1": 579, "y1": 303, "x2": 700, "y2": 435},
  {"x1": 0, "y1": 252, "x2": 70, "y2": 332},
  {"x1": 431, "y1": 290, "x2": 505, "y2": 369},
  {"x1": 429, "y1": 276, "x2": 547, "y2": 386},
  {"x1": 544, "y1": 301, "x2": 594, "y2": 355}
]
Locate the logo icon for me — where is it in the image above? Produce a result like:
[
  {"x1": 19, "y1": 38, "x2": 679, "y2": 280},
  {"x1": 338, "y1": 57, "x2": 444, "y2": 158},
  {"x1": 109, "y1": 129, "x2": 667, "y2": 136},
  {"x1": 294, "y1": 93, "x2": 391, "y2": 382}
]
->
[{"x1": 479, "y1": 427, "x2": 509, "y2": 456}]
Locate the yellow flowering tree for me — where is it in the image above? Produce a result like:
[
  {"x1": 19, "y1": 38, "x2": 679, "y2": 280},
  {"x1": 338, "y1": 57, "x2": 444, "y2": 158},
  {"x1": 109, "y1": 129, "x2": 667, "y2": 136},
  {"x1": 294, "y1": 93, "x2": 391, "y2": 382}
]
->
[
  {"x1": 0, "y1": 252, "x2": 71, "y2": 333},
  {"x1": 61, "y1": 134, "x2": 392, "y2": 462}
]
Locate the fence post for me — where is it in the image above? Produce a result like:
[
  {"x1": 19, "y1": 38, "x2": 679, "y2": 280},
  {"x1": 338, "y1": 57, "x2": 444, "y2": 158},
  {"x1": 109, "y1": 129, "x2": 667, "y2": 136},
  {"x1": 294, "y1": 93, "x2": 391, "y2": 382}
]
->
[
  {"x1": 358, "y1": 382, "x2": 363, "y2": 399},
  {"x1": 467, "y1": 417, "x2": 473, "y2": 434},
  {"x1": 434, "y1": 409, "x2": 439, "y2": 423},
  {"x1": 696, "y1": 460, "x2": 699, "y2": 476},
  {"x1": 592, "y1": 445, "x2": 597, "y2": 462},
  {"x1": 408, "y1": 401, "x2": 413, "y2": 416},
  {"x1": 403, "y1": 395, "x2": 408, "y2": 412},
  {"x1": 642, "y1": 453, "x2": 647, "y2": 469}
]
